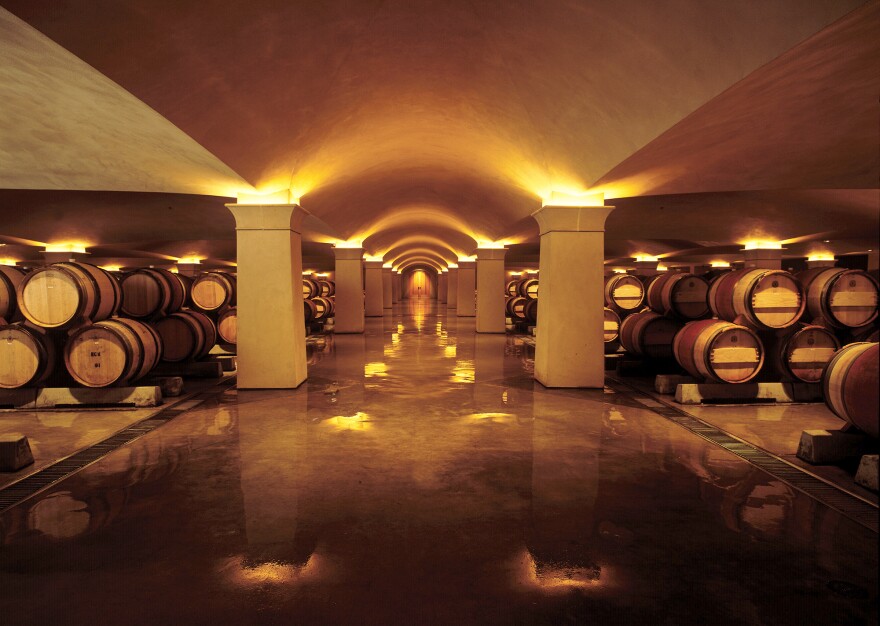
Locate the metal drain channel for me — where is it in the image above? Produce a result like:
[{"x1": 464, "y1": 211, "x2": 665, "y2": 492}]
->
[
  {"x1": 0, "y1": 378, "x2": 236, "y2": 513},
  {"x1": 606, "y1": 376, "x2": 879, "y2": 533}
]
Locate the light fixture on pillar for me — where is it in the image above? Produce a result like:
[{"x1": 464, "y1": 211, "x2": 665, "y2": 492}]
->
[
  {"x1": 99, "y1": 265, "x2": 122, "y2": 272},
  {"x1": 0, "y1": 258, "x2": 20, "y2": 266},
  {"x1": 447, "y1": 263, "x2": 459, "y2": 269},
  {"x1": 541, "y1": 190, "x2": 605, "y2": 208},
  {"x1": 236, "y1": 189, "x2": 300, "y2": 205},
  {"x1": 44, "y1": 242, "x2": 88, "y2": 254},
  {"x1": 382, "y1": 262, "x2": 393, "y2": 268},
  {"x1": 741, "y1": 240, "x2": 785, "y2": 270},
  {"x1": 710, "y1": 261, "x2": 731, "y2": 268},
  {"x1": 806, "y1": 254, "x2": 835, "y2": 262},
  {"x1": 742, "y1": 240, "x2": 783, "y2": 250},
  {"x1": 334, "y1": 240, "x2": 363, "y2": 249},
  {"x1": 458, "y1": 255, "x2": 476, "y2": 263},
  {"x1": 177, "y1": 256, "x2": 203, "y2": 265}
]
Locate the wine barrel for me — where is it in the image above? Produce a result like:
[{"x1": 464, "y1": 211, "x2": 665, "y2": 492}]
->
[
  {"x1": 673, "y1": 319, "x2": 764, "y2": 383},
  {"x1": 646, "y1": 273, "x2": 710, "y2": 320},
  {"x1": 175, "y1": 272, "x2": 194, "y2": 307},
  {"x1": 217, "y1": 306, "x2": 237, "y2": 345},
  {"x1": 64, "y1": 318, "x2": 162, "y2": 387},
  {"x1": 303, "y1": 278, "x2": 320, "y2": 299},
  {"x1": 708, "y1": 268, "x2": 804, "y2": 330},
  {"x1": 0, "y1": 323, "x2": 56, "y2": 389},
  {"x1": 150, "y1": 310, "x2": 217, "y2": 362},
  {"x1": 505, "y1": 280, "x2": 520, "y2": 297},
  {"x1": 313, "y1": 296, "x2": 335, "y2": 320},
  {"x1": 523, "y1": 298, "x2": 538, "y2": 324},
  {"x1": 0, "y1": 266, "x2": 26, "y2": 322},
  {"x1": 304, "y1": 298, "x2": 318, "y2": 323},
  {"x1": 120, "y1": 268, "x2": 186, "y2": 319},
  {"x1": 17, "y1": 262, "x2": 121, "y2": 329},
  {"x1": 604, "y1": 307, "x2": 621, "y2": 354},
  {"x1": 604, "y1": 274, "x2": 644, "y2": 313},
  {"x1": 768, "y1": 324, "x2": 840, "y2": 384},
  {"x1": 823, "y1": 342, "x2": 879, "y2": 438},
  {"x1": 318, "y1": 280, "x2": 336, "y2": 297},
  {"x1": 505, "y1": 296, "x2": 527, "y2": 320},
  {"x1": 191, "y1": 272, "x2": 236, "y2": 311},
  {"x1": 796, "y1": 268, "x2": 879, "y2": 329},
  {"x1": 518, "y1": 278, "x2": 539, "y2": 300},
  {"x1": 619, "y1": 310, "x2": 683, "y2": 359}
]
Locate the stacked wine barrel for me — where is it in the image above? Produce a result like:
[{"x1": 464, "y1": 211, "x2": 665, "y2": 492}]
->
[
  {"x1": 303, "y1": 276, "x2": 335, "y2": 329},
  {"x1": 0, "y1": 263, "x2": 236, "y2": 390},
  {"x1": 505, "y1": 277, "x2": 538, "y2": 327}
]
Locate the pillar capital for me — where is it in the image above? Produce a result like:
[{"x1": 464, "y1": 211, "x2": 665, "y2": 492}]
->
[
  {"x1": 457, "y1": 260, "x2": 476, "y2": 269},
  {"x1": 333, "y1": 246, "x2": 364, "y2": 261},
  {"x1": 364, "y1": 260, "x2": 384, "y2": 270},
  {"x1": 476, "y1": 248, "x2": 507, "y2": 261},
  {"x1": 531, "y1": 205, "x2": 615, "y2": 235},
  {"x1": 226, "y1": 203, "x2": 308, "y2": 233},
  {"x1": 743, "y1": 247, "x2": 783, "y2": 270}
]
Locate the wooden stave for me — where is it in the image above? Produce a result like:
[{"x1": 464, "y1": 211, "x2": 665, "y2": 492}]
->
[
  {"x1": 767, "y1": 324, "x2": 840, "y2": 384},
  {"x1": 822, "y1": 342, "x2": 879, "y2": 439},
  {"x1": 318, "y1": 280, "x2": 336, "y2": 297},
  {"x1": 619, "y1": 310, "x2": 682, "y2": 359},
  {"x1": 505, "y1": 280, "x2": 520, "y2": 297},
  {"x1": 647, "y1": 272, "x2": 710, "y2": 320},
  {"x1": 505, "y1": 296, "x2": 527, "y2": 320},
  {"x1": 119, "y1": 268, "x2": 182, "y2": 319},
  {"x1": 303, "y1": 278, "x2": 320, "y2": 299},
  {"x1": 709, "y1": 268, "x2": 805, "y2": 330},
  {"x1": 604, "y1": 274, "x2": 645, "y2": 312},
  {"x1": 304, "y1": 299, "x2": 317, "y2": 323},
  {"x1": 64, "y1": 317, "x2": 161, "y2": 387},
  {"x1": 150, "y1": 310, "x2": 215, "y2": 362},
  {"x1": 312, "y1": 296, "x2": 335, "y2": 320},
  {"x1": 0, "y1": 322, "x2": 56, "y2": 389},
  {"x1": 603, "y1": 307, "x2": 622, "y2": 352},
  {"x1": 191, "y1": 272, "x2": 237, "y2": 311},
  {"x1": 797, "y1": 267, "x2": 879, "y2": 329},
  {"x1": 674, "y1": 319, "x2": 764, "y2": 384},
  {"x1": 17, "y1": 262, "x2": 120, "y2": 329},
  {"x1": 0, "y1": 266, "x2": 26, "y2": 322},
  {"x1": 217, "y1": 306, "x2": 237, "y2": 345}
]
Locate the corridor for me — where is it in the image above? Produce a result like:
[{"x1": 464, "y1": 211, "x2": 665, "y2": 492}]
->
[{"x1": 0, "y1": 301, "x2": 877, "y2": 625}]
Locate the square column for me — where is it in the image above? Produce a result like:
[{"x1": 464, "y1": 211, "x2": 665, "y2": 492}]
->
[
  {"x1": 532, "y1": 204, "x2": 615, "y2": 388},
  {"x1": 438, "y1": 272, "x2": 448, "y2": 304},
  {"x1": 364, "y1": 260, "x2": 384, "y2": 317},
  {"x1": 391, "y1": 270, "x2": 401, "y2": 303},
  {"x1": 456, "y1": 260, "x2": 476, "y2": 317},
  {"x1": 226, "y1": 203, "x2": 308, "y2": 389},
  {"x1": 382, "y1": 267, "x2": 393, "y2": 309},
  {"x1": 334, "y1": 247, "x2": 365, "y2": 333},
  {"x1": 446, "y1": 266, "x2": 459, "y2": 309},
  {"x1": 744, "y1": 247, "x2": 782, "y2": 270},
  {"x1": 476, "y1": 248, "x2": 507, "y2": 333}
]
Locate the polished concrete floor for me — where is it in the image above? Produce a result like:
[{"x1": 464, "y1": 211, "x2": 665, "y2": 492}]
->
[{"x1": 0, "y1": 300, "x2": 877, "y2": 625}]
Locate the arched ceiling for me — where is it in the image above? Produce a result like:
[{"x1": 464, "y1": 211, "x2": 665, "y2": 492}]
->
[{"x1": 0, "y1": 0, "x2": 876, "y2": 270}]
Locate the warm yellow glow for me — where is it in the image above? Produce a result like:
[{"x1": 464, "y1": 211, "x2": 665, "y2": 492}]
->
[
  {"x1": 315, "y1": 273, "x2": 329, "y2": 278},
  {"x1": 541, "y1": 190, "x2": 605, "y2": 207},
  {"x1": 634, "y1": 255, "x2": 659, "y2": 262},
  {"x1": 99, "y1": 265, "x2": 122, "y2": 272},
  {"x1": 656, "y1": 264, "x2": 668, "y2": 271},
  {"x1": 465, "y1": 412, "x2": 516, "y2": 424},
  {"x1": 458, "y1": 255, "x2": 477, "y2": 263},
  {"x1": 440, "y1": 268, "x2": 448, "y2": 273},
  {"x1": 236, "y1": 189, "x2": 299, "y2": 205},
  {"x1": 509, "y1": 271, "x2": 521, "y2": 277},
  {"x1": 222, "y1": 553, "x2": 324, "y2": 588},
  {"x1": 322, "y1": 412, "x2": 374, "y2": 432},
  {"x1": 347, "y1": 206, "x2": 481, "y2": 246},
  {"x1": 451, "y1": 360, "x2": 475, "y2": 383},
  {"x1": 807, "y1": 254, "x2": 836, "y2": 262},
  {"x1": 476, "y1": 240, "x2": 507, "y2": 249},
  {"x1": 169, "y1": 266, "x2": 179, "y2": 274},
  {"x1": 382, "y1": 262, "x2": 393, "y2": 269},
  {"x1": 612, "y1": 269, "x2": 627, "y2": 274},
  {"x1": 447, "y1": 263, "x2": 459, "y2": 269},
  {"x1": 334, "y1": 240, "x2": 363, "y2": 249},
  {"x1": 515, "y1": 550, "x2": 602, "y2": 593},
  {"x1": 743, "y1": 240, "x2": 783, "y2": 250},
  {"x1": 364, "y1": 255, "x2": 385, "y2": 263},
  {"x1": 364, "y1": 362, "x2": 388, "y2": 378},
  {"x1": 44, "y1": 242, "x2": 87, "y2": 254},
  {"x1": 710, "y1": 261, "x2": 731, "y2": 268},
  {"x1": 372, "y1": 234, "x2": 464, "y2": 261},
  {"x1": 444, "y1": 345, "x2": 457, "y2": 358},
  {"x1": 0, "y1": 258, "x2": 19, "y2": 266},
  {"x1": 526, "y1": 270, "x2": 539, "y2": 275},
  {"x1": 177, "y1": 256, "x2": 203, "y2": 265}
]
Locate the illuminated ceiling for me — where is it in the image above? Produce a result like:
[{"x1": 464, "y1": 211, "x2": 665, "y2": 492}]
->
[{"x1": 0, "y1": 0, "x2": 876, "y2": 270}]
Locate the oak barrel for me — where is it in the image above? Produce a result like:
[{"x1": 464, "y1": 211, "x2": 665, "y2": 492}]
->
[
  {"x1": 64, "y1": 318, "x2": 162, "y2": 387},
  {"x1": 673, "y1": 319, "x2": 764, "y2": 383},
  {"x1": 646, "y1": 272, "x2": 710, "y2": 320},
  {"x1": 150, "y1": 310, "x2": 217, "y2": 362},
  {"x1": 708, "y1": 268, "x2": 804, "y2": 329},
  {"x1": 505, "y1": 296, "x2": 527, "y2": 320},
  {"x1": 767, "y1": 324, "x2": 840, "y2": 384},
  {"x1": 318, "y1": 280, "x2": 336, "y2": 297},
  {"x1": 523, "y1": 298, "x2": 538, "y2": 324},
  {"x1": 505, "y1": 280, "x2": 521, "y2": 297},
  {"x1": 796, "y1": 268, "x2": 879, "y2": 329},
  {"x1": 0, "y1": 323, "x2": 57, "y2": 389},
  {"x1": 604, "y1": 274, "x2": 645, "y2": 312},
  {"x1": 217, "y1": 307, "x2": 238, "y2": 345},
  {"x1": 518, "y1": 278, "x2": 539, "y2": 300},
  {"x1": 312, "y1": 296, "x2": 335, "y2": 320},
  {"x1": 0, "y1": 266, "x2": 26, "y2": 322},
  {"x1": 604, "y1": 307, "x2": 621, "y2": 354},
  {"x1": 191, "y1": 272, "x2": 236, "y2": 311},
  {"x1": 822, "y1": 342, "x2": 879, "y2": 438},
  {"x1": 17, "y1": 262, "x2": 121, "y2": 329},
  {"x1": 304, "y1": 299, "x2": 318, "y2": 323},
  {"x1": 120, "y1": 268, "x2": 186, "y2": 319},
  {"x1": 619, "y1": 310, "x2": 683, "y2": 359},
  {"x1": 303, "y1": 278, "x2": 320, "y2": 299}
]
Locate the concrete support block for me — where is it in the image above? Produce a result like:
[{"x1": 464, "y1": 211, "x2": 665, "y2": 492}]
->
[
  {"x1": 855, "y1": 455, "x2": 878, "y2": 492},
  {"x1": 0, "y1": 434, "x2": 34, "y2": 472},
  {"x1": 675, "y1": 382, "x2": 823, "y2": 405},
  {"x1": 655, "y1": 374, "x2": 698, "y2": 395},
  {"x1": 0, "y1": 388, "x2": 38, "y2": 409},
  {"x1": 154, "y1": 361, "x2": 224, "y2": 379},
  {"x1": 382, "y1": 266, "x2": 393, "y2": 309},
  {"x1": 796, "y1": 429, "x2": 872, "y2": 464}
]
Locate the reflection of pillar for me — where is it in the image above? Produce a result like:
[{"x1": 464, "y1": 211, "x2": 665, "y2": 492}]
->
[
  {"x1": 532, "y1": 204, "x2": 614, "y2": 388},
  {"x1": 391, "y1": 270, "x2": 401, "y2": 303},
  {"x1": 227, "y1": 203, "x2": 308, "y2": 388},
  {"x1": 382, "y1": 267, "x2": 393, "y2": 309},
  {"x1": 473, "y1": 333, "x2": 507, "y2": 409},
  {"x1": 438, "y1": 272, "x2": 448, "y2": 304},
  {"x1": 333, "y1": 247, "x2": 364, "y2": 334},
  {"x1": 364, "y1": 261, "x2": 384, "y2": 317},
  {"x1": 447, "y1": 266, "x2": 459, "y2": 309},
  {"x1": 476, "y1": 248, "x2": 507, "y2": 333},
  {"x1": 743, "y1": 248, "x2": 782, "y2": 270},
  {"x1": 456, "y1": 260, "x2": 476, "y2": 317}
]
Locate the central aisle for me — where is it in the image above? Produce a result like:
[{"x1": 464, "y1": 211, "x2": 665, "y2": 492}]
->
[{"x1": 0, "y1": 300, "x2": 876, "y2": 625}]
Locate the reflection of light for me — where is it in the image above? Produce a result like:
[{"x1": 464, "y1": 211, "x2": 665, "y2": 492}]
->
[
  {"x1": 444, "y1": 345, "x2": 457, "y2": 358},
  {"x1": 28, "y1": 492, "x2": 90, "y2": 539},
  {"x1": 515, "y1": 550, "x2": 603, "y2": 593},
  {"x1": 177, "y1": 256, "x2": 202, "y2": 264},
  {"x1": 364, "y1": 362, "x2": 388, "y2": 377},
  {"x1": 710, "y1": 261, "x2": 731, "y2": 268},
  {"x1": 322, "y1": 412, "x2": 373, "y2": 432},
  {"x1": 541, "y1": 190, "x2": 605, "y2": 207},
  {"x1": 45, "y1": 242, "x2": 88, "y2": 254},
  {"x1": 451, "y1": 360, "x2": 475, "y2": 383},
  {"x1": 465, "y1": 412, "x2": 516, "y2": 424},
  {"x1": 634, "y1": 255, "x2": 659, "y2": 262},
  {"x1": 612, "y1": 269, "x2": 627, "y2": 274},
  {"x1": 807, "y1": 254, "x2": 835, "y2": 262},
  {"x1": 509, "y1": 271, "x2": 521, "y2": 277},
  {"x1": 526, "y1": 270, "x2": 538, "y2": 275},
  {"x1": 743, "y1": 240, "x2": 783, "y2": 250},
  {"x1": 223, "y1": 553, "x2": 322, "y2": 587}
]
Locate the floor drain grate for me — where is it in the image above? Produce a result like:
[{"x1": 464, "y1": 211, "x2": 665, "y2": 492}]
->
[
  {"x1": 606, "y1": 376, "x2": 878, "y2": 533},
  {"x1": 0, "y1": 378, "x2": 236, "y2": 513}
]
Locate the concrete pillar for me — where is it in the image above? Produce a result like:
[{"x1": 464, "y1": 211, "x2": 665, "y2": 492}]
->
[
  {"x1": 743, "y1": 248, "x2": 782, "y2": 270},
  {"x1": 364, "y1": 260, "x2": 384, "y2": 317},
  {"x1": 806, "y1": 259, "x2": 836, "y2": 269},
  {"x1": 447, "y1": 266, "x2": 459, "y2": 310},
  {"x1": 226, "y1": 203, "x2": 308, "y2": 389},
  {"x1": 456, "y1": 260, "x2": 476, "y2": 317},
  {"x1": 175, "y1": 262, "x2": 201, "y2": 278},
  {"x1": 382, "y1": 267, "x2": 393, "y2": 309},
  {"x1": 532, "y1": 203, "x2": 615, "y2": 388},
  {"x1": 391, "y1": 270, "x2": 401, "y2": 303},
  {"x1": 333, "y1": 247, "x2": 364, "y2": 334},
  {"x1": 476, "y1": 248, "x2": 507, "y2": 333},
  {"x1": 633, "y1": 260, "x2": 659, "y2": 276},
  {"x1": 438, "y1": 272, "x2": 448, "y2": 304}
]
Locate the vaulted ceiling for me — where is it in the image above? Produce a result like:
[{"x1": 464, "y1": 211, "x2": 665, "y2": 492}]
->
[{"x1": 0, "y1": 0, "x2": 877, "y2": 272}]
